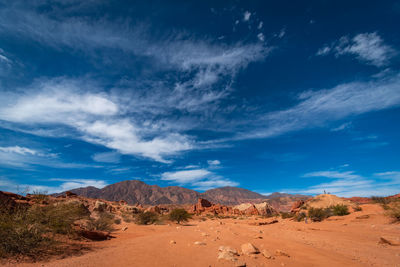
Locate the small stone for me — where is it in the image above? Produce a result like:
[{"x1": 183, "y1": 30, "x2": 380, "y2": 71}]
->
[
  {"x1": 218, "y1": 246, "x2": 238, "y2": 255},
  {"x1": 194, "y1": 241, "x2": 206, "y2": 245},
  {"x1": 122, "y1": 226, "x2": 128, "y2": 231},
  {"x1": 241, "y1": 243, "x2": 259, "y2": 255},
  {"x1": 275, "y1": 249, "x2": 290, "y2": 257},
  {"x1": 218, "y1": 251, "x2": 236, "y2": 262},
  {"x1": 235, "y1": 260, "x2": 246, "y2": 267},
  {"x1": 254, "y1": 235, "x2": 263, "y2": 239},
  {"x1": 261, "y1": 249, "x2": 274, "y2": 259},
  {"x1": 176, "y1": 226, "x2": 181, "y2": 229},
  {"x1": 201, "y1": 232, "x2": 209, "y2": 237},
  {"x1": 170, "y1": 240, "x2": 176, "y2": 244}
]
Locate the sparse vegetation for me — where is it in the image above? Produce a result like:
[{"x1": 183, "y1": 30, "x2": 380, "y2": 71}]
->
[
  {"x1": 114, "y1": 218, "x2": 121, "y2": 224},
  {"x1": 294, "y1": 212, "x2": 306, "y2": 222},
  {"x1": 87, "y1": 212, "x2": 114, "y2": 232},
  {"x1": 30, "y1": 190, "x2": 49, "y2": 204},
  {"x1": 331, "y1": 204, "x2": 350, "y2": 216},
  {"x1": 135, "y1": 211, "x2": 159, "y2": 225},
  {"x1": 169, "y1": 209, "x2": 192, "y2": 224},
  {"x1": 280, "y1": 212, "x2": 294, "y2": 219},
  {"x1": 354, "y1": 205, "x2": 362, "y2": 212},
  {"x1": 385, "y1": 202, "x2": 400, "y2": 222},
  {"x1": 0, "y1": 202, "x2": 89, "y2": 259},
  {"x1": 308, "y1": 207, "x2": 331, "y2": 222}
]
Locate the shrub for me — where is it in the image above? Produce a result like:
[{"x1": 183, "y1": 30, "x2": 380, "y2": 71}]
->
[
  {"x1": 121, "y1": 211, "x2": 134, "y2": 223},
  {"x1": 0, "y1": 205, "x2": 50, "y2": 258},
  {"x1": 169, "y1": 209, "x2": 192, "y2": 224},
  {"x1": 371, "y1": 196, "x2": 391, "y2": 205},
  {"x1": 28, "y1": 202, "x2": 90, "y2": 235},
  {"x1": 331, "y1": 204, "x2": 349, "y2": 216},
  {"x1": 280, "y1": 212, "x2": 294, "y2": 219},
  {"x1": 386, "y1": 202, "x2": 400, "y2": 222},
  {"x1": 353, "y1": 205, "x2": 362, "y2": 212},
  {"x1": 294, "y1": 212, "x2": 306, "y2": 222},
  {"x1": 135, "y1": 211, "x2": 158, "y2": 225},
  {"x1": 30, "y1": 190, "x2": 49, "y2": 204},
  {"x1": 114, "y1": 218, "x2": 121, "y2": 224},
  {"x1": 87, "y1": 212, "x2": 114, "y2": 232},
  {"x1": 308, "y1": 207, "x2": 330, "y2": 222}
]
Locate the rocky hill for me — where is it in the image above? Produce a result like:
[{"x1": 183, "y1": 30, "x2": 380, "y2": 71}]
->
[{"x1": 60, "y1": 180, "x2": 309, "y2": 210}]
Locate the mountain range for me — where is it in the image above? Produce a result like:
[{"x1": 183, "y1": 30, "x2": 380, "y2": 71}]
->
[{"x1": 60, "y1": 180, "x2": 310, "y2": 211}]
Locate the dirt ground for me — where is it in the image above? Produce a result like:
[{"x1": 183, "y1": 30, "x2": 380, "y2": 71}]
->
[{"x1": 7, "y1": 204, "x2": 400, "y2": 267}]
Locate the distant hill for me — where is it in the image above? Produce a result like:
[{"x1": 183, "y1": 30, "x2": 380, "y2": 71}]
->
[{"x1": 59, "y1": 180, "x2": 309, "y2": 210}]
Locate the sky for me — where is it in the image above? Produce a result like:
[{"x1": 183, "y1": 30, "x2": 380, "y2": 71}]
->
[{"x1": 0, "y1": 0, "x2": 400, "y2": 197}]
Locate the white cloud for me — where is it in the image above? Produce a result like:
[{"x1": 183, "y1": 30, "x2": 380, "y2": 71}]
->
[
  {"x1": 0, "y1": 146, "x2": 37, "y2": 156},
  {"x1": 257, "y1": 33, "x2": 265, "y2": 42},
  {"x1": 160, "y1": 165, "x2": 238, "y2": 190},
  {"x1": 243, "y1": 11, "x2": 251, "y2": 22},
  {"x1": 0, "y1": 177, "x2": 108, "y2": 194},
  {"x1": 286, "y1": 169, "x2": 400, "y2": 197},
  {"x1": 192, "y1": 179, "x2": 239, "y2": 191},
  {"x1": 239, "y1": 72, "x2": 400, "y2": 139},
  {"x1": 316, "y1": 32, "x2": 396, "y2": 67},
  {"x1": 331, "y1": 122, "x2": 352, "y2": 132},
  {"x1": 92, "y1": 151, "x2": 120, "y2": 163},
  {"x1": 303, "y1": 170, "x2": 362, "y2": 179},
  {"x1": 207, "y1": 160, "x2": 221, "y2": 166},
  {"x1": 161, "y1": 169, "x2": 211, "y2": 184},
  {"x1": 257, "y1": 21, "x2": 263, "y2": 29}
]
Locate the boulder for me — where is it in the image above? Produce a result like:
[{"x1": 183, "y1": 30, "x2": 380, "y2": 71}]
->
[{"x1": 290, "y1": 200, "x2": 305, "y2": 213}]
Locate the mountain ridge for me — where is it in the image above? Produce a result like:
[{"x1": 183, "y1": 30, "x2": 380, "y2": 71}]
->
[{"x1": 59, "y1": 180, "x2": 309, "y2": 210}]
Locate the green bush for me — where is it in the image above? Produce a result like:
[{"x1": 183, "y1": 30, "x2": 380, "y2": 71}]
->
[
  {"x1": 308, "y1": 207, "x2": 331, "y2": 222},
  {"x1": 87, "y1": 212, "x2": 114, "y2": 232},
  {"x1": 27, "y1": 202, "x2": 89, "y2": 235},
  {"x1": 0, "y1": 202, "x2": 89, "y2": 259},
  {"x1": 386, "y1": 202, "x2": 400, "y2": 222},
  {"x1": 135, "y1": 211, "x2": 158, "y2": 225},
  {"x1": 331, "y1": 204, "x2": 349, "y2": 216},
  {"x1": 169, "y1": 209, "x2": 192, "y2": 224},
  {"x1": 0, "y1": 205, "x2": 50, "y2": 258}
]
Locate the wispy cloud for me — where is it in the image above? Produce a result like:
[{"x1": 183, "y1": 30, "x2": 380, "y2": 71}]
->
[
  {"x1": 160, "y1": 164, "x2": 238, "y2": 190},
  {"x1": 316, "y1": 32, "x2": 396, "y2": 67},
  {"x1": 0, "y1": 144, "x2": 95, "y2": 169},
  {"x1": 286, "y1": 169, "x2": 400, "y2": 197},
  {"x1": 0, "y1": 177, "x2": 108, "y2": 194},
  {"x1": 238, "y1": 72, "x2": 400, "y2": 139}
]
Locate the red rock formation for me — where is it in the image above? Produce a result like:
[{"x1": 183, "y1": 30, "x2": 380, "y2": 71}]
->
[{"x1": 290, "y1": 200, "x2": 305, "y2": 213}]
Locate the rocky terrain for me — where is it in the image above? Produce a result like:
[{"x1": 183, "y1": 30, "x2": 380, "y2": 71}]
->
[
  {"x1": 2, "y1": 190, "x2": 400, "y2": 266},
  {"x1": 60, "y1": 180, "x2": 309, "y2": 211}
]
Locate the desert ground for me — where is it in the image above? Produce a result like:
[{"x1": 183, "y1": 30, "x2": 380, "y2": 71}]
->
[{"x1": 7, "y1": 204, "x2": 400, "y2": 267}]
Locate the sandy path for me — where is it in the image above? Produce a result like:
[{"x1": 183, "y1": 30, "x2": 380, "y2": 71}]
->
[{"x1": 8, "y1": 204, "x2": 400, "y2": 267}]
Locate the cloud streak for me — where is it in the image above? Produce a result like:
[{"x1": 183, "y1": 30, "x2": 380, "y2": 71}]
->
[{"x1": 317, "y1": 32, "x2": 396, "y2": 67}]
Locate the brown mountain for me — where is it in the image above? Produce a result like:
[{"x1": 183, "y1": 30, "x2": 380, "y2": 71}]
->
[
  {"x1": 202, "y1": 186, "x2": 268, "y2": 205},
  {"x1": 61, "y1": 180, "x2": 309, "y2": 209}
]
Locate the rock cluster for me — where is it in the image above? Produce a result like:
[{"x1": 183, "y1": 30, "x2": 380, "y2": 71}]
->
[{"x1": 190, "y1": 198, "x2": 277, "y2": 216}]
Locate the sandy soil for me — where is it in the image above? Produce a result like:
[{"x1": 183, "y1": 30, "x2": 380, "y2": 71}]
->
[{"x1": 7, "y1": 204, "x2": 400, "y2": 267}]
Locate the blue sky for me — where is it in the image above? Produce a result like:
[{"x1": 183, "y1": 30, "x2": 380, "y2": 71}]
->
[{"x1": 0, "y1": 0, "x2": 400, "y2": 197}]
